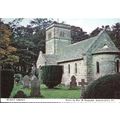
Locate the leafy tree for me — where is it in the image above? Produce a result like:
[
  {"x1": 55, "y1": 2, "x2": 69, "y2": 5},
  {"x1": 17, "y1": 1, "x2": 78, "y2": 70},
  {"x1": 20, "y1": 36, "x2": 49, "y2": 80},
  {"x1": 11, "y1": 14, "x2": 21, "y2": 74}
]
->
[
  {"x1": 8, "y1": 18, "x2": 54, "y2": 74},
  {"x1": 30, "y1": 18, "x2": 53, "y2": 53},
  {"x1": 71, "y1": 26, "x2": 89, "y2": 43},
  {"x1": 0, "y1": 19, "x2": 19, "y2": 66},
  {"x1": 89, "y1": 25, "x2": 111, "y2": 37},
  {"x1": 7, "y1": 19, "x2": 35, "y2": 74},
  {"x1": 90, "y1": 27, "x2": 102, "y2": 37},
  {"x1": 111, "y1": 23, "x2": 120, "y2": 49},
  {"x1": 30, "y1": 18, "x2": 53, "y2": 28}
]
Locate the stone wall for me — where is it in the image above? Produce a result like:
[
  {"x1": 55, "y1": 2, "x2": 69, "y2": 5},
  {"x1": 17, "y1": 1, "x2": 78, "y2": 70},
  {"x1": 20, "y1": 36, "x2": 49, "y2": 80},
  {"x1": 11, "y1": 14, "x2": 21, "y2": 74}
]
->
[
  {"x1": 46, "y1": 23, "x2": 71, "y2": 41},
  {"x1": 86, "y1": 54, "x2": 94, "y2": 83},
  {"x1": 46, "y1": 24, "x2": 71, "y2": 55},
  {"x1": 59, "y1": 59, "x2": 87, "y2": 86},
  {"x1": 54, "y1": 39, "x2": 71, "y2": 55},
  {"x1": 46, "y1": 39, "x2": 55, "y2": 54},
  {"x1": 92, "y1": 54, "x2": 120, "y2": 80},
  {"x1": 85, "y1": 31, "x2": 119, "y2": 82}
]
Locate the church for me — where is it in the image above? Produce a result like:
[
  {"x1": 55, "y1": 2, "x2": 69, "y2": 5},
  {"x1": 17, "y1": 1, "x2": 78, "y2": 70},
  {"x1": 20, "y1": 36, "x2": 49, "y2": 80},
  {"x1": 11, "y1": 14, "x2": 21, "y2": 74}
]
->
[{"x1": 36, "y1": 22, "x2": 120, "y2": 86}]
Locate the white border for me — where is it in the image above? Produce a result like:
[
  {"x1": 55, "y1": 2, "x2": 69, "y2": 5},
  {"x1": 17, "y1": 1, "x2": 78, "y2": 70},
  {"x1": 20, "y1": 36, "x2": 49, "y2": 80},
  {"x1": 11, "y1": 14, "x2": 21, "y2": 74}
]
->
[
  {"x1": 1, "y1": 98, "x2": 119, "y2": 103},
  {"x1": 0, "y1": 0, "x2": 120, "y2": 120},
  {"x1": 0, "y1": 0, "x2": 120, "y2": 18}
]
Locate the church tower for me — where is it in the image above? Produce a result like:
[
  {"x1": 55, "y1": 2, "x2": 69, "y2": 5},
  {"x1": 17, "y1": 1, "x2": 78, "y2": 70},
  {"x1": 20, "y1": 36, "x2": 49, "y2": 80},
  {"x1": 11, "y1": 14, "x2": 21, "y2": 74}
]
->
[{"x1": 46, "y1": 22, "x2": 71, "y2": 55}]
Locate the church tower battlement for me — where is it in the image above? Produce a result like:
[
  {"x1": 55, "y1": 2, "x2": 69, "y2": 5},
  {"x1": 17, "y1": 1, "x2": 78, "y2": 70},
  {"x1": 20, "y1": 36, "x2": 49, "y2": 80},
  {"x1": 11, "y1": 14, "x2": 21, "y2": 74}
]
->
[{"x1": 46, "y1": 22, "x2": 72, "y2": 55}]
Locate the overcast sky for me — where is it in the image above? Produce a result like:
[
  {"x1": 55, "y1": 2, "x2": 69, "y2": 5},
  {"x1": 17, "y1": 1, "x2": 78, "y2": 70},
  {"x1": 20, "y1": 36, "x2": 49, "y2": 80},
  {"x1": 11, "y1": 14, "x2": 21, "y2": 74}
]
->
[
  {"x1": 3, "y1": 18, "x2": 120, "y2": 33},
  {"x1": 60, "y1": 18, "x2": 120, "y2": 33}
]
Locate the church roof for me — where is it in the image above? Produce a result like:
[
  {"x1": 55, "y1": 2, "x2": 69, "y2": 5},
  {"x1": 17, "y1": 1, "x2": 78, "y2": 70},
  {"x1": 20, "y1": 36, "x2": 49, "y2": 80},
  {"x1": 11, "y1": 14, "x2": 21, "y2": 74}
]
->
[
  {"x1": 43, "y1": 54, "x2": 58, "y2": 65},
  {"x1": 92, "y1": 46, "x2": 120, "y2": 55},
  {"x1": 57, "y1": 36, "x2": 98, "y2": 62},
  {"x1": 43, "y1": 30, "x2": 120, "y2": 64}
]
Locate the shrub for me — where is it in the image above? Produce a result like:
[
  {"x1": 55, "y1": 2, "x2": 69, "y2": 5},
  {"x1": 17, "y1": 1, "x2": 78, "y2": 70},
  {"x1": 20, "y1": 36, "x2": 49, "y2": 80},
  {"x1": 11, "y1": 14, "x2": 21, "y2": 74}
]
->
[
  {"x1": 41, "y1": 65, "x2": 63, "y2": 88},
  {"x1": 1, "y1": 69, "x2": 14, "y2": 98},
  {"x1": 82, "y1": 74, "x2": 120, "y2": 99}
]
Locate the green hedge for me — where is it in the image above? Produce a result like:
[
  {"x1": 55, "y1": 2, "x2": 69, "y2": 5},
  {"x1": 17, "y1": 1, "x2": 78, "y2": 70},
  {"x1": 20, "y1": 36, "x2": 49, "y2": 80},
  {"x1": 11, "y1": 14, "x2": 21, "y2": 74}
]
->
[
  {"x1": 41, "y1": 65, "x2": 63, "y2": 88},
  {"x1": 82, "y1": 74, "x2": 120, "y2": 99},
  {"x1": 1, "y1": 69, "x2": 14, "y2": 98}
]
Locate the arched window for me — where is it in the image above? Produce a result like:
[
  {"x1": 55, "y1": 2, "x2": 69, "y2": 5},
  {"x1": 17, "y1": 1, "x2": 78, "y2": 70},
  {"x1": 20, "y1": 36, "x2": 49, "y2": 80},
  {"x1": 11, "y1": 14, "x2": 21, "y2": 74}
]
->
[
  {"x1": 48, "y1": 32, "x2": 52, "y2": 39},
  {"x1": 68, "y1": 64, "x2": 70, "y2": 74},
  {"x1": 96, "y1": 62, "x2": 100, "y2": 73},
  {"x1": 75, "y1": 63, "x2": 77, "y2": 73},
  {"x1": 116, "y1": 60, "x2": 119, "y2": 73},
  {"x1": 60, "y1": 31, "x2": 65, "y2": 37}
]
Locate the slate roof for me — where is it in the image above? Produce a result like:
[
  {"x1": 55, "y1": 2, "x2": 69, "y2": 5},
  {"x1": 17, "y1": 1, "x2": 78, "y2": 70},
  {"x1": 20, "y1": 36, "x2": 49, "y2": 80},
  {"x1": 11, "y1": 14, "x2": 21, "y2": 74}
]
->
[
  {"x1": 43, "y1": 36, "x2": 98, "y2": 63},
  {"x1": 92, "y1": 46, "x2": 120, "y2": 55},
  {"x1": 43, "y1": 54, "x2": 58, "y2": 65},
  {"x1": 43, "y1": 30, "x2": 120, "y2": 64},
  {"x1": 57, "y1": 36, "x2": 98, "y2": 62}
]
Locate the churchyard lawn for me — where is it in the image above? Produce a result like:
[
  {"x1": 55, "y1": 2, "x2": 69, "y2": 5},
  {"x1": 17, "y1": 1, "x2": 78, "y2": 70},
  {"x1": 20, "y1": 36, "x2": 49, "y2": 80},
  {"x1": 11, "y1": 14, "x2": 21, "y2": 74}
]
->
[{"x1": 10, "y1": 84, "x2": 80, "y2": 99}]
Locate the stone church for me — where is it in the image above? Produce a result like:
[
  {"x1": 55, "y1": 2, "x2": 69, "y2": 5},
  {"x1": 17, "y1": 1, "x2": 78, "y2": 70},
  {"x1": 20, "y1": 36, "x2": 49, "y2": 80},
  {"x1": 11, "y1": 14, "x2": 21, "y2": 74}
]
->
[{"x1": 36, "y1": 22, "x2": 120, "y2": 86}]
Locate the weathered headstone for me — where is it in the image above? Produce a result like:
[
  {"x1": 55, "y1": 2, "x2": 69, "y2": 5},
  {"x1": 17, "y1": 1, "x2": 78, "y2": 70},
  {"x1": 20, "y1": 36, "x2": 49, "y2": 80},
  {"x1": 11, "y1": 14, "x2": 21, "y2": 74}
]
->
[
  {"x1": 70, "y1": 75, "x2": 77, "y2": 89},
  {"x1": 22, "y1": 75, "x2": 30, "y2": 88},
  {"x1": 79, "y1": 79, "x2": 88, "y2": 98},
  {"x1": 14, "y1": 74, "x2": 23, "y2": 84},
  {"x1": 13, "y1": 91, "x2": 27, "y2": 98},
  {"x1": 38, "y1": 68, "x2": 42, "y2": 81},
  {"x1": 30, "y1": 75, "x2": 41, "y2": 97}
]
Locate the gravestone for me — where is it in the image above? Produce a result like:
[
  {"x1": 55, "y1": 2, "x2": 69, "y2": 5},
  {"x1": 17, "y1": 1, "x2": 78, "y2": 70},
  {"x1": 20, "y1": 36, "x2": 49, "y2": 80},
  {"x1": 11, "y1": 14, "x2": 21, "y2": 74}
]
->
[
  {"x1": 14, "y1": 74, "x2": 23, "y2": 84},
  {"x1": 79, "y1": 79, "x2": 88, "y2": 98},
  {"x1": 30, "y1": 75, "x2": 41, "y2": 97},
  {"x1": 13, "y1": 91, "x2": 27, "y2": 98},
  {"x1": 38, "y1": 68, "x2": 42, "y2": 81},
  {"x1": 70, "y1": 75, "x2": 77, "y2": 89},
  {"x1": 22, "y1": 75, "x2": 30, "y2": 88}
]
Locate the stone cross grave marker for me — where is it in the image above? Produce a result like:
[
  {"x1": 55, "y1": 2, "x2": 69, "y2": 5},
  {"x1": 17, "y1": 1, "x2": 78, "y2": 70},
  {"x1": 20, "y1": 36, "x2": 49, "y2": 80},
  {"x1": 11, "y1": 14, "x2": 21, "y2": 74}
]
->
[
  {"x1": 79, "y1": 79, "x2": 88, "y2": 98},
  {"x1": 30, "y1": 75, "x2": 41, "y2": 97},
  {"x1": 70, "y1": 75, "x2": 77, "y2": 89},
  {"x1": 22, "y1": 75, "x2": 30, "y2": 88}
]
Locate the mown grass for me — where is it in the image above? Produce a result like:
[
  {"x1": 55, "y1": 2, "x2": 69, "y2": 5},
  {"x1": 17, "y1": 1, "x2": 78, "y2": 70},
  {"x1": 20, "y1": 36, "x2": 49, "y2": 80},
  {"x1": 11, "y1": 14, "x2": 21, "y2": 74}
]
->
[
  {"x1": 10, "y1": 84, "x2": 31, "y2": 98},
  {"x1": 41, "y1": 84, "x2": 80, "y2": 99},
  {"x1": 10, "y1": 84, "x2": 81, "y2": 99}
]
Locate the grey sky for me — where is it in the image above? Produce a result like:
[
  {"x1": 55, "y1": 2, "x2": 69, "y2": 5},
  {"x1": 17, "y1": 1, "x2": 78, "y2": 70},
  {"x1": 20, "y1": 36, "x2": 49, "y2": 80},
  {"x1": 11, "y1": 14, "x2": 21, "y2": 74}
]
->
[
  {"x1": 2, "y1": 18, "x2": 120, "y2": 33},
  {"x1": 61, "y1": 18, "x2": 120, "y2": 33}
]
